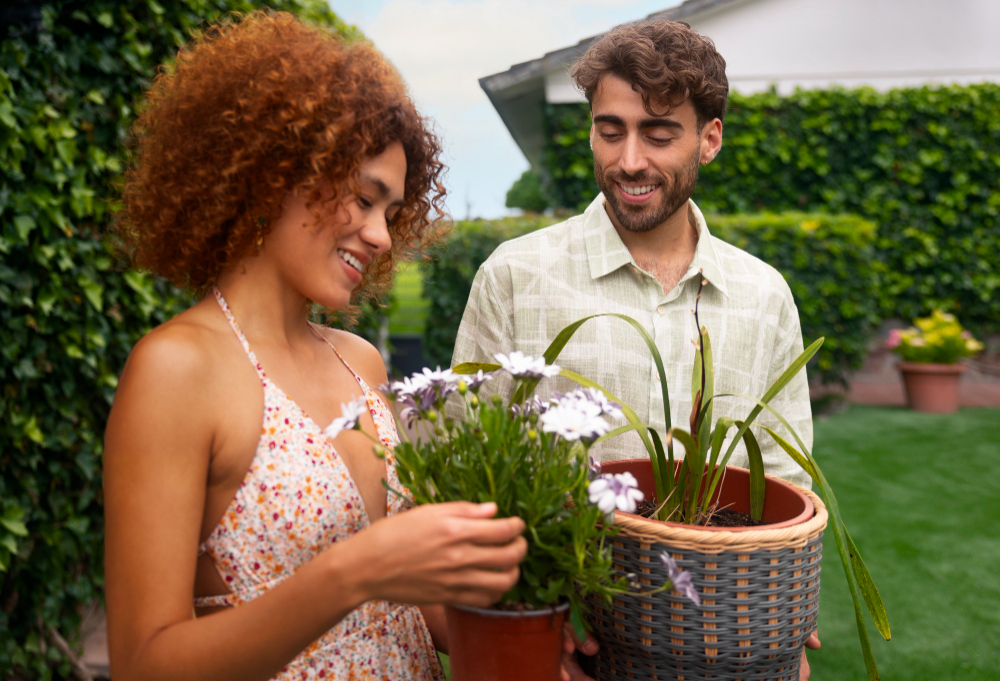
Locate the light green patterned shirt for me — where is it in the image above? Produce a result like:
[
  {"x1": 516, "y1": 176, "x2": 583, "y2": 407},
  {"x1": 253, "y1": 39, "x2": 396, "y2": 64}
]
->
[{"x1": 451, "y1": 194, "x2": 813, "y2": 488}]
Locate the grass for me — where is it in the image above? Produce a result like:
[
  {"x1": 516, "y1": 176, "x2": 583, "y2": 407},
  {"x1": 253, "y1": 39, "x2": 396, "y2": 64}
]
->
[
  {"x1": 809, "y1": 406, "x2": 1000, "y2": 681},
  {"x1": 388, "y1": 262, "x2": 429, "y2": 336}
]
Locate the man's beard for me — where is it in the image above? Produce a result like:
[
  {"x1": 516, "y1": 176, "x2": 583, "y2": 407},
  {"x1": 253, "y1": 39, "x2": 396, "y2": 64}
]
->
[{"x1": 595, "y1": 147, "x2": 700, "y2": 233}]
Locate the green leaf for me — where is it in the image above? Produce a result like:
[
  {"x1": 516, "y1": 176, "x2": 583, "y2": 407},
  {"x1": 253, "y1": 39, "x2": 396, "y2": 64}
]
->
[
  {"x1": 13, "y1": 215, "x2": 36, "y2": 240},
  {"x1": 741, "y1": 426, "x2": 765, "y2": 520},
  {"x1": 846, "y1": 529, "x2": 891, "y2": 641},
  {"x1": 570, "y1": 602, "x2": 588, "y2": 643},
  {"x1": 1, "y1": 518, "x2": 28, "y2": 538},
  {"x1": 452, "y1": 362, "x2": 501, "y2": 374},
  {"x1": 78, "y1": 275, "x2": 104, "y2": 311}
]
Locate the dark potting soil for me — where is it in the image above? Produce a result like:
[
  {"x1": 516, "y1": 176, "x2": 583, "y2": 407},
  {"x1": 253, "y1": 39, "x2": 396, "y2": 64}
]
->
[{"x1": 635, "y1": 499, "x2": 767, "y2": 527}]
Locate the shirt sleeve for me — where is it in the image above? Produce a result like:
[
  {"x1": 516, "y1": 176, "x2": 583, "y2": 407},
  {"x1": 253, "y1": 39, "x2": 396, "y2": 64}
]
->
[
  {"x1": 755, "y1": 294, "x2": 814, "y2": 489},
  {"x1": 447, "y1": 261, "x2": 516, "y2": 419}
]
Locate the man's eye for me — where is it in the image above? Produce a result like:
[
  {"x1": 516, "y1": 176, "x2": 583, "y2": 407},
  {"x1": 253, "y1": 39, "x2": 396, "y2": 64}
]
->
[
  {"x1": 648, "y1": 137, "x2": 672, "y2": 145},
  {"x1": 599, "y1": 132, "x2": 622, "y2": 141}
]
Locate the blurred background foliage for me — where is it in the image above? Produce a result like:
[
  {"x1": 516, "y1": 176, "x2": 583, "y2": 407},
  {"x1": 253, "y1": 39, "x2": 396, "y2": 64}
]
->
[
  {"x1": 538, "y1": 84, "x2": 1000, "y2": 338},
  {"x1": 0, "y1": 1, "x2": 356, "y2": 677}
]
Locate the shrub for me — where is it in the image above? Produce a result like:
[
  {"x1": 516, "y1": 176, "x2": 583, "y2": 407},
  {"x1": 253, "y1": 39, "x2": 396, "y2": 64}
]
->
[
  {"x1": 0, "y1": 2, "x2": 355, "y2": 677},
  {"x1": 505, "y1": 168, "x2": 550, "y2": 213},
  {"x1": 541, "y1": 84, "x2": 1000, "y2": 334},
  {"x1": 710, "y1": 212, "x2": 882, "y2": 386}
]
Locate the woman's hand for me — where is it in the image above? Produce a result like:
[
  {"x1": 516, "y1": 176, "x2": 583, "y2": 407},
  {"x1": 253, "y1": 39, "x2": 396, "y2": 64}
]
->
[{"x1": 343, "y1": 501, "x2": 527, "y2": 608}]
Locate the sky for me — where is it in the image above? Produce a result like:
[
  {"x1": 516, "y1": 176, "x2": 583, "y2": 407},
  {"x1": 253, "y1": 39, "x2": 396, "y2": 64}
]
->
[{"x1": 331, "y1": 0, "x2": 684, "y2": 219}]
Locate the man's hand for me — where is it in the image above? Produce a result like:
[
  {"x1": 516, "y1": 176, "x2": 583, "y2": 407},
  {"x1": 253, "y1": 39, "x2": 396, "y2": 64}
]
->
[
  {"x1": 800, "y1": 630, "x2": 821, "y2": 681},
  {"x1": 560, "y1": 622, "x2": 599, "y2": 681}
]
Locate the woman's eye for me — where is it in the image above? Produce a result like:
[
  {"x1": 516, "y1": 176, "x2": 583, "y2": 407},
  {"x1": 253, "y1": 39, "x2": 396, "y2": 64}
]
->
[{"x1": 357, "y1": 196, "x2": 372, "y2": 209}]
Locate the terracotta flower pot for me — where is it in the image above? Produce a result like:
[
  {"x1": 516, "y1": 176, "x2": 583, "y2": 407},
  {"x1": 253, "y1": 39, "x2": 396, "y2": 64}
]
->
[
  {"x1": 898, "y1": 361, "x2": 966, "y2": 413},
  {"x1": 445, "y1": 602, "x2": 569, "y2": 681},
  {"x1": 586, "y1": 459, "x2": 827, "y2": 681}
]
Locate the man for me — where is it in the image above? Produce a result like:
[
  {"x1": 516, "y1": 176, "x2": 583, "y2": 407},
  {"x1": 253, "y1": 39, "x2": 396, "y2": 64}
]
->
[
  {"x1": 454, "y1": 19, "x2": 812, "y2": 488},
  {"x1": 452, "y1": 19, "x2": 820, "y2": 680}
]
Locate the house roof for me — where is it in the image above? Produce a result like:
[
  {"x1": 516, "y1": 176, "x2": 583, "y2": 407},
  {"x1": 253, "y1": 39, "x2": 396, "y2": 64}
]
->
[{"x1": 479, "y1": 0, "x2": 748, "y2": 166}]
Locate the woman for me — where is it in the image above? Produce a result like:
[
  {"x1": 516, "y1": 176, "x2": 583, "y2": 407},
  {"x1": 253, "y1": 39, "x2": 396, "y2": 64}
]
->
[{"x1": 104, "y1": 11, "x2": 526, "y2": 680}]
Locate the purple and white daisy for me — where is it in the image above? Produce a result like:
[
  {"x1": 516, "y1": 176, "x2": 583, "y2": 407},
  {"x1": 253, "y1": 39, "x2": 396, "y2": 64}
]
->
[
  {"x1": 495, "y1": 351, "x2": 561, "y2": 379},
  {"x1": 323, "y1": 397, "x2": 367, "y2": 440},
  {"x1": 587, "y1": 471, "x2": 644, "y2": 514},
  {"x1": 540, "y1": 402, "x2": 610, "y2": 442},
  {"x1": 462, "y1": 369, "x2": 493, "y2": 393},
  {"x1": 660, "y1": 552, "x2": 701, "y2": 605}
]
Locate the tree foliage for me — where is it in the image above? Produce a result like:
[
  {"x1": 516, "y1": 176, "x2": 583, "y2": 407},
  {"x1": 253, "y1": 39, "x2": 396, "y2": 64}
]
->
[
  {"x1": 504, "y1": 168, "x2": 550, "y2": 213},
  {"x1": 0, "y1": 2, "x2": 355, "y2": 677}
]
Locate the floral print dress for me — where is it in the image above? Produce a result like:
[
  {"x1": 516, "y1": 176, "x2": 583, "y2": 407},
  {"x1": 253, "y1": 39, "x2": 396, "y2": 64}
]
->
[{"x1": 194, "y1": 287, "x2": 445, "y2": 680}]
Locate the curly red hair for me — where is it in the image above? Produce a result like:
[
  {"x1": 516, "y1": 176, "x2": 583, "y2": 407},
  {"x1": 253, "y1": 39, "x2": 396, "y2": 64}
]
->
[{"x1": 117, "y1": 10, "x2": 446, "y2": 304}]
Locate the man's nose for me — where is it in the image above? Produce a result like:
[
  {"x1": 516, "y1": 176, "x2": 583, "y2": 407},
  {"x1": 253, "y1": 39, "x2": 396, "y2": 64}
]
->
[{"x1": 619, "y1": 134, "x2": 649, "y2": 175}]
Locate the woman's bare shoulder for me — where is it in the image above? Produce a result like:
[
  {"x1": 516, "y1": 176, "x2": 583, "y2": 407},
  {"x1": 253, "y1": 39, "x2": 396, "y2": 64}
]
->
[{"x1": 318, "y1": 327, "x2": 389, "y2": 390}]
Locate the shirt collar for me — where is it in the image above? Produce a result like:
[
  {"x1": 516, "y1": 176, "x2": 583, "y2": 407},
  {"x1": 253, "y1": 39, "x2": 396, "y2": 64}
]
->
[{"x1": 583, "y1": 193, "x2": 729, "y2": 298}]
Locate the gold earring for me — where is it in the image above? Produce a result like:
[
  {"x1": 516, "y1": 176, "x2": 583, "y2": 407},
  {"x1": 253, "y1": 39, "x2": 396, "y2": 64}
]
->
[{"x1": 255, "y1": 216, "x2": 267, "y2": 249}]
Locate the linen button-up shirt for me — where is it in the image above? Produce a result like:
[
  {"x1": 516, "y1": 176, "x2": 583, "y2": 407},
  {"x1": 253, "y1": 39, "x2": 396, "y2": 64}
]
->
[{"x1": 451, "y1": 194, "x2": 813, "y2": 488}]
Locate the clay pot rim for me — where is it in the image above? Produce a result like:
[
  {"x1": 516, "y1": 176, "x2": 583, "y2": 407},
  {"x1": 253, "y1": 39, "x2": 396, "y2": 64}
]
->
[
  {"x1": 897, "y1": 361, "x2": 967, "y2": 374},
  {"x1": 447, "y1": 602, "x2": 570, "y2": 619},
  {"x1": 607, "y1": 459, "x2": 815, "y2": 532}
]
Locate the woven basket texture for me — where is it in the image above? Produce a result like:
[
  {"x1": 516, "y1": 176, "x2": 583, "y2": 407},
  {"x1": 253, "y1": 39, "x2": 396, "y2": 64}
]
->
[{"x1": 587, "y1": 488, "x2": 827, "y2": 681}]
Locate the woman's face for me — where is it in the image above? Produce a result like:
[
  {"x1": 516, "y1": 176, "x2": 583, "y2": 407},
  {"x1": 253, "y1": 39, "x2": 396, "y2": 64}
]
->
[{"x1": 263, "y1": 141, "x2": 406, "y2": 309}]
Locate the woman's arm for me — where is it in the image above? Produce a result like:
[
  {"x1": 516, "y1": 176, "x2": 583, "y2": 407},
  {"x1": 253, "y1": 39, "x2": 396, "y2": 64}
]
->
[{"x1": 104, "y1": 326, "x2": 526, "y2": 681}]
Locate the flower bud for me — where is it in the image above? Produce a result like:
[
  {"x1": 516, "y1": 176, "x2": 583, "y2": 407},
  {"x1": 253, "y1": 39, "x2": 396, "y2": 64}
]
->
[
  {"x1": 470, "y1": 395, "x2": 480, "y2": 409},
  {"x1": 491, "y1": 394, "x2": 503, "y2": 406},
  {"x1": 458, "y1": 380, "x2": 468, "y2": 395},
  {"x1": 373, "y1": 444, "x2": 386, "y2": 459},
  {"x1": 426, "y1": 411, "x2": 438, "y2": 422},
  {"x1": 527, "y1": 429, "x2": 537, "y2": 440}
]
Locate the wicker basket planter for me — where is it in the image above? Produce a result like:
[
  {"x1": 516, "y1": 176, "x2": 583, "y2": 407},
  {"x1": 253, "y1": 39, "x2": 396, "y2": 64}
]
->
[{"x1": 587, "y1": 460, "x2": 828, "y2": 681}]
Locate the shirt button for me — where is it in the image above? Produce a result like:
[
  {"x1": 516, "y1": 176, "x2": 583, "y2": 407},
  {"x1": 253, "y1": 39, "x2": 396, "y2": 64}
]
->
[{"x1": 657, "y1": 305, "x2": 666, "y2": 315}]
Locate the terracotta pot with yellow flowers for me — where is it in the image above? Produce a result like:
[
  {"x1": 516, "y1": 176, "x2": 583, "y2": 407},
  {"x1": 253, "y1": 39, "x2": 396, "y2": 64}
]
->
[{"x1": 886, "y1": 310, "x2": 984, "y2": 413}]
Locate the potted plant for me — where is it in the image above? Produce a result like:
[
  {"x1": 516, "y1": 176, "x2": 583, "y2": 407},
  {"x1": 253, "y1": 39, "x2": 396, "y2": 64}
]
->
[
  {"x1": 454, "y1": 279, "x2": 891, "y2": 681},
  {"x1": 328, "y1": 361, "x2": 697, "y2": 681},
  {"x1": 887, "y1": 310, "x2": 984, "y2": 413}
]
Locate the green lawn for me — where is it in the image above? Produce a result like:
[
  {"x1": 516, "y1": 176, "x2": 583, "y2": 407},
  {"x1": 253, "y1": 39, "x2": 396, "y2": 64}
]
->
[
  {"x1": 809, "y1": 406, "x2": 1000, "y2": 681},
  {"x1": 388, "y1": 262, "x2": 429, "y2": 336}
]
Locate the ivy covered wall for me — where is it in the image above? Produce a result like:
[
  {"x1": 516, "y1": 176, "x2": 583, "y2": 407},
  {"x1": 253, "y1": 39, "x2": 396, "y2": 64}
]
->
[
  {"x1": 541, "y1": 84, "x2": 1000, "y2": 334},
  {"x1": 0, "y1": 2, "x2": 355, "y2": 677}
]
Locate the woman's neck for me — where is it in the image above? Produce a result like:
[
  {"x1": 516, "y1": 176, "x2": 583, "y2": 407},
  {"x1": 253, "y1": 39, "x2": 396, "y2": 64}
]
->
[{"x1": 214, "y1": 264, "x2": 315, "y2": 351}]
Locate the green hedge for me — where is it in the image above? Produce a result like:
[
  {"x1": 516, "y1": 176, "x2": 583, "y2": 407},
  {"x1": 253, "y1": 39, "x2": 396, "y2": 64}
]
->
[
  {"x1": 710, "y1": 213, "x2": 882, "y2": 386},
  {"x1": 420, "y1": 212, "x2": 877, "y2": 387},
  {"x1": 0, "y1": 2, "x2": 354, "y2": 677},
  {"x1": 541, "y1": 84, "x2": 1000, "y2": 334},
  {"x1": 422, "y1": 215, "x2": 560, "y2": 367}
]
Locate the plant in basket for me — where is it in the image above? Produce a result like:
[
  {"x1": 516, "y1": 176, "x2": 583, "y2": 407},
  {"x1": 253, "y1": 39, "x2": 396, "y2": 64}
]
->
[
  {"x1": 454, "y1": 278, "x2": 891, "y2": 681},
  {"x1": 324, "y1": 359, "x2": 700, "y2": 681},
  {"x1": 887, "y1": 310, "x2": 983, "y2": 413}
]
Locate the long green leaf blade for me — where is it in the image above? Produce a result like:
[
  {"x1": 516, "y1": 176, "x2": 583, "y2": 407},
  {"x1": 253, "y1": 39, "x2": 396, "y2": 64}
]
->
[
  {"x1": 741, "y1": 425, "x2": 765, "y2": 520},
  {"x1": 846, "y1": 529, "x2": 892, "y2": 641}
]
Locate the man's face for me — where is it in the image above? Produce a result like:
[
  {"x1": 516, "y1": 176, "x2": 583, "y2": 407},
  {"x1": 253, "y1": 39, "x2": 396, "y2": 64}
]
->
[{"x1": 590, "y1": 74, "x2": 718, "y2": 233}]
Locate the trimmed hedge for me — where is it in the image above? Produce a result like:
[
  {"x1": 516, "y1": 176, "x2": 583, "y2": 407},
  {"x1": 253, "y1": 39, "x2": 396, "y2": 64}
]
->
[
  {"x1": 541, "y1": 84, "x2": 1000, "y2": 334},
  {"x1": 421, "y1": 211, "x2": 878, "y2": 386},
  {"x1": 0, "y1": 2, "x2": 355, "y2": 677},
  {"x1": 710, "y1": 213, "x2": 882, "y2": 386}
]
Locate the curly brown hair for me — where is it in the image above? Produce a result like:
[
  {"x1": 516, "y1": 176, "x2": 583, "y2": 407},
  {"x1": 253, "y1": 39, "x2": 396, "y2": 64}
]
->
[
  {"x1": 116, "y1": 10, "x2": 446, "y2": 303},
  {"x1": 570, "y1": 19, "x2": 728, "y2": 128}
]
